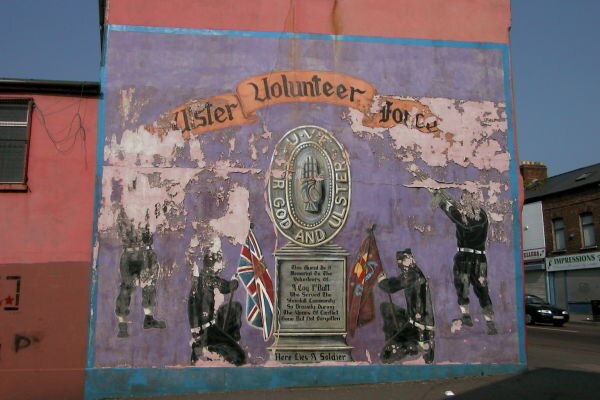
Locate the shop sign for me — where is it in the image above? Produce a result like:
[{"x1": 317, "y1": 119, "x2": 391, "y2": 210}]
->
[
  {"x1": 523, "y1": 247, "x2": 545, "y2": 262},
  {"x1": 546, "y1": 251, "x2": 600, "y2": 272}
]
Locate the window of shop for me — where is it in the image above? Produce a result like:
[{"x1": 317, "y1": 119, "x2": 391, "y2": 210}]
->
[
  {"x1": 580, "y1": 213, "x2": 596, "y2": 248},
  {"x1": 0, "y1": 99, "x2": 33, "y2": 190},
  {"x1": 552, "y1": 218, "x2": 565, "y2": 251}
]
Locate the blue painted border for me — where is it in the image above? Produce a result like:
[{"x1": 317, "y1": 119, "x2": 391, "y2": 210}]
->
[
  {"x1": 108, "y1": 24, "x2": 507, "y2": 50},
  {"x1": 85, "y1": 363, "x2": 526, "y2": 400},
  {"x1": 85, "y1": 26, "x2": 110, "y2": 370},
  {"x1": 501, "y1": 46, "x2": 527, "y2": 365},
  {"x1": 85, "y1": 24, "x2": 525, "y2": 400}
]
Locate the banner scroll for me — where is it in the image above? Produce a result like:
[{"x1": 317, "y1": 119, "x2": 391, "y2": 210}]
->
[{"x1": 147, "y1": 70, "x2": 440, "y2": 139}]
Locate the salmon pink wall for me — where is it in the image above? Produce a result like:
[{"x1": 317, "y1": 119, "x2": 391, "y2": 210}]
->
[
  {"x1": 0, "y1": 262, "x2": 90, "y2": 400},
  {"x1": 106, "y1": 0, "x2": 510, "y2": 43},
  {"x1": 0, "y1": 94, "x2": 97, "y2": 264},
  {"x1": 0, "y1": 93, "x2": 97, "y2": 400}
]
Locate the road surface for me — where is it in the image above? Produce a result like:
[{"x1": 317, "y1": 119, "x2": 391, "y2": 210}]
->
[{"x1": 116, "y1": 321, "x2": 600, "y2": 400}]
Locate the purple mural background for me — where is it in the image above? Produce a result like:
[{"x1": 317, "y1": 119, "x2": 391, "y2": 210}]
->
[{"x1": 93, "y1": 31, "x2": 518, "y2": 368}]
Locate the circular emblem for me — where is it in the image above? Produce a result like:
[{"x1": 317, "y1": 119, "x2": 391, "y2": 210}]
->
[{"x1": 268, "y1": 125, "x2": 351, "y2": 247}]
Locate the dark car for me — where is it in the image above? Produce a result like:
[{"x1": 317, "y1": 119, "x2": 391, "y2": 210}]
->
[{"x1": 525, "y1": 294, "x2": 570, "y2": 326}]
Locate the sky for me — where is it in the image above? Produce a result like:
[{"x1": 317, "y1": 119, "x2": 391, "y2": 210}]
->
[{"x1": 0, "y1": 0, "x2": 597, "y2": 177}]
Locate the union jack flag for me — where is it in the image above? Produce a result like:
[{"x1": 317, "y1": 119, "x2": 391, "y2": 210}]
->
[{"x1": 236, "y1": 227, "x2": 275, "y2": 340}]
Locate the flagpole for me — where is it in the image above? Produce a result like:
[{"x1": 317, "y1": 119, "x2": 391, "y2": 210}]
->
[
  {"x1": 354, "y1": 223, "x2": 378, "y2": 334},
  {"x1": 369, "y1": 223, "x2": 402, "y2": 338},
  {"x1": 386, "y1": 292, "x2": 401, "y2": 336},
  {"x1": 358, "y1": 224, "x2": 378, "y2": 312},
  {"x1": 222, "y1": 275, "x2": 238, "y2": 331},
  {"x1": 224, "y1": 222, "x2": 256, "y2": 333}
]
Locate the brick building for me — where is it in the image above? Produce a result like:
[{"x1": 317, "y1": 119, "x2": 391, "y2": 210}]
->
[{"x1": 522, "y1": 161, "x2": 600, "y2": 314}]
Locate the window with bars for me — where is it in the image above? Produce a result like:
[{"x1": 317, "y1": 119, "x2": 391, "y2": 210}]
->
[
  {"x1": 580, "y1": 213, "x2": 596, "y2": 248},
  {"x1": 552, "y1": 218, "x2": 566, "y2": 252},
  {"x1": 0, "y1": 99, "x2": 32, "y2": 188}
]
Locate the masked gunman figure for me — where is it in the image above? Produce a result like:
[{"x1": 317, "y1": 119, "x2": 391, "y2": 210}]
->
[
  {"x1": 188, "y1": 241, "x2": 246, "y2": 366},
  {"x1": 431, "y1": 190, "x2": 498, "y2": 335},
  {"x1": 378, "y1": 249, "x2": 435, "y2": 364},
  {"x1": 115, "y1": 208, "x2": 166, "y2": 338}
]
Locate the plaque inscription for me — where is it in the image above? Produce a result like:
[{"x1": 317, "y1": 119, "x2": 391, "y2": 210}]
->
[
  {"x1": 278, "y1": 259, "x2": 345, "y2": 331},
  {"x1": 270, "y1": 244, "x2": 352, "y2": 363}
]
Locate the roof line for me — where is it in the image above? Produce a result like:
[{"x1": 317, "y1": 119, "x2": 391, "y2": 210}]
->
[
  {"x1": 546, "y1": 162, "x2": 600, "y2": 179},
  {"x1": 0, "y1": 78, "x2": 100, "y2": 97}
]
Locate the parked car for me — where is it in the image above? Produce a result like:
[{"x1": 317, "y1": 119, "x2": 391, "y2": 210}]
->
[{"x1": 525, "y1": 294, "x2": 569, "y2": 326}]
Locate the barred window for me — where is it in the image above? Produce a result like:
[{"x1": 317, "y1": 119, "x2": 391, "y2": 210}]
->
[
  {"x1": 0, "y1": 99, "x2": 32, "y2": 186},
  {"x1": 552, "y1": 218, "x2": 565, "y2": 251},
  {"x1": 580, "y1": 213, "x2": 596, "y2": 248}
]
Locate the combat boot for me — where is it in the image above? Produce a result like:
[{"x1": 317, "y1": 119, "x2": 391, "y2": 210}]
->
[
  {"x1": 117, "y1": 322, "x2": 129, "y2": 338},
  {"x1": 381, "y1": 343, "x2": 409, "y2": 364},
  {"x1": 452, "y1": 314, "x2": 473, "y2": 327},
  {"x1": 422, "y1": 341, "x2": 434, "y2": 364},
  {"x1": 486, "y1": 320, "x2": 498, "y2": 335},
  {"x1": 144, "y1": 315, "x2": 166, "y2": 329}
]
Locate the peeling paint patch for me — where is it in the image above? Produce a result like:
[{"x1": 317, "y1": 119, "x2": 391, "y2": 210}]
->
[
  {"x1": 489, "y1": 212, "x2": 504, "y2": 223},
  {"x1": 451, "y1": 319, "x2": 463, "y2": 333},
  {"x1": 348, "y1": 97, "x2": 509, "y2": 173},
  {"x1": 345, "y1": 109, "x2": 386, "y2": 139},
  {"x1": 119, "y1": 87, "x2": 153, "y2": 128},
  {"x1": 188, "y1": 138, "x2": 207, "y2": 168},
  {"x1": 106, "y1": 127, "x2": 203, "y2": 168},
  {"x1": 210, "y1": 160, "x2": 262, "y2": 179},
  {"x1": 404, "y1": 162, "x2": 512, "y2": 241},
  {"x1": 261, "y1": 122, "x2": 272, "y2": 140},
  {"x1": 412, "y1": 223, "x2": 432, "y2": 234},
  {"x1": 98, "y1": 167, "x2": 198, "y2": 233},
  {"x1": 248, "y1": 132, "x2": 259, "y2": 161},
  {"x1": 209, "y1": 185, "x2": 250, "y2": 245}
]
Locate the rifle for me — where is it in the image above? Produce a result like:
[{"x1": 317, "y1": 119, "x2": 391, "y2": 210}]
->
[
  {"x1": 409, "y1": 167, "x2": 456, "y2": 207},
  {"x1": 222, "y1": 276, "x2": 238, "y2": 332}
]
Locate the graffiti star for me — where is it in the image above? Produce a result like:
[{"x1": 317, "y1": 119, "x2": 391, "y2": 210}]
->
[{"x1": 4, "y1": 295, "x2": 14, "y2": 305}]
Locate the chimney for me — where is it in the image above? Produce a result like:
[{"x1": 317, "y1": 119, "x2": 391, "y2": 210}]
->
[{"x1": 520, "y1": 161, "x2": 547, "y2": 187}]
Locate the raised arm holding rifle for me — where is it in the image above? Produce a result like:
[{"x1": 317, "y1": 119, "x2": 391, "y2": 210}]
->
[{"x1": 429, "y1": 184, "x2": 498, "y2": 336}]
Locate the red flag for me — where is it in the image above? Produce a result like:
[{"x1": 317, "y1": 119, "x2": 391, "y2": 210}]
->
[{"x1": 347, "y1": 228, "x2": 384, "y2": 337}]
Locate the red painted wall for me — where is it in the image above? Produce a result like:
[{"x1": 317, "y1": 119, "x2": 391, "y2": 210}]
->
[
  {"x1": 0, "y1": 93, "x2": 97, "y2": 400},
  {"x1": 106, "y1": 0, "x2": 511, "y2": 43},
  {"x1": 0, "y1": 262, "x2": 90, "y2": 400},
  {"x1": 0, "y1": 94, "x2": 97, "y2": 264}
]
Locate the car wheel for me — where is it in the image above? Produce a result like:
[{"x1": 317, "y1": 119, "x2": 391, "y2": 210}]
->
[
  {"x1": 525, "y1": 313, "x2": 534, "y2": 325},
  {"x1": 553, "y1": 321, "x2": 564, "y2": 327}
]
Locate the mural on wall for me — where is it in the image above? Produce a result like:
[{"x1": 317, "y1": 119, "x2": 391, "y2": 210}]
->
[{"x1": 92, "y1": 31, "x2": 519, "y2": 369}]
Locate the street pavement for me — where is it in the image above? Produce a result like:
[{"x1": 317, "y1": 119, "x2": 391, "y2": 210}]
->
[{"x1": 115, "y1": 316, "x2": 600, "y2": 400}]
